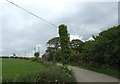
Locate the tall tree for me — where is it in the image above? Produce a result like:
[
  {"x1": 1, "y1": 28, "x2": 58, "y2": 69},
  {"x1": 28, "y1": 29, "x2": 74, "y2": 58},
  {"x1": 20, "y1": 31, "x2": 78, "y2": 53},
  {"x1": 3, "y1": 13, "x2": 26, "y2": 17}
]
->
[{"x1": 58, "y1": 24, "x2": 70, "y2": 64}]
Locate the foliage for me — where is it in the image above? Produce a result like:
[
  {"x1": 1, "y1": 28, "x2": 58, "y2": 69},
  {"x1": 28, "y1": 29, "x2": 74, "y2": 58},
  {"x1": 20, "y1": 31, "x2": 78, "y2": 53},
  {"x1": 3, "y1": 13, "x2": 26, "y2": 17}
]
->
[
  {"x1": 34, "y1": 52, "x2": 40, "y2": 58},
  {"x1": 58, "y1": 24, "x2": 70, "y2": 64},
  {"x1": 54, "y1": 49, "x2": 62, "y2": 62},
  {"x1": 13, "y1": 65, "x2": 76, "y2": 82},
  {"x1": 47, "y1": 37, "x2": 60, "y2": 51},
  {"x1": 94, "y1": 26, "x2": 120, "y2": 67},
  {"x1": 82, "y1": 25, "x2": 120, "y2": 68},
  {"x1": 81, "y1": 41, "x2": 95, "y2": 65},
  {"x1": 67, "y1": 50, "x2": 81, "y2": 66},
  {"x1": 70, "y1": 39, "x2": 84, "y2": 53},
  {"x1": 68, "y1": 39, "x2": 84, "y2": 65},
  {"x1": 44, "y1": 25, "x2": 84, "y2": 64},
  {"x1": 45, "y1": 47, "x2": 55, "y2": 61},
  {"x1": 44, "y1": 37, "x2": 60, "y2": 61},
  {"x1": 44, "y1": 25, "x2": 120, "y2": 78}
]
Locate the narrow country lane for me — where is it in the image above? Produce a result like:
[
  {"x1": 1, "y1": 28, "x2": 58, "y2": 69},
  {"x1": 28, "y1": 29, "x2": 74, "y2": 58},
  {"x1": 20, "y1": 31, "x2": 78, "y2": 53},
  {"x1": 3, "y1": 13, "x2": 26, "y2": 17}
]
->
[{"x1": 68, "y1": 66, "x2": 119, "y2": 82}]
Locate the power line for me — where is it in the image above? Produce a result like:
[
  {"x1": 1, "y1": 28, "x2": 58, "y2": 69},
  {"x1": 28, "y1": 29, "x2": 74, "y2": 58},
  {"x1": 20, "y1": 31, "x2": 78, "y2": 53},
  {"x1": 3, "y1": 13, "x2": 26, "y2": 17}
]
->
[{"x1": 6, "y1": 0, "x2": 57, "y2": 27}]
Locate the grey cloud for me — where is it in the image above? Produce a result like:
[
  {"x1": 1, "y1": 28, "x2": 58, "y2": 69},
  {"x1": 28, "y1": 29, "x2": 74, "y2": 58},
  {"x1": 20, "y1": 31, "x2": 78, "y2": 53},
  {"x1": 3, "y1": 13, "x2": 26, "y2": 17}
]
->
[
  {"x1": 1, "y1": 1, "x2": 118, "y2": 56},
  {"x1": 56, "y1": 2, "x2": 118, "y2": 40}
]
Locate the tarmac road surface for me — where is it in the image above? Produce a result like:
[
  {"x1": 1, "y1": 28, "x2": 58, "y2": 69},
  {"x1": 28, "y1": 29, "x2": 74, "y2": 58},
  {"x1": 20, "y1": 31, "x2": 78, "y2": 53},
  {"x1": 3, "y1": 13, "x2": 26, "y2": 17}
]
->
[{"x1": 68, "y1": 66, "x2": 119, "y2": 82}]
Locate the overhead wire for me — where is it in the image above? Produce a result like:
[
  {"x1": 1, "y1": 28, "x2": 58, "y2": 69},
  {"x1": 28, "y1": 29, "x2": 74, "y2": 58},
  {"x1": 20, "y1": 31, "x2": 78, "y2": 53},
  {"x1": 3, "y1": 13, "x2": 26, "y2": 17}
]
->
[{"x1": 6, "y1": 0, "x2": 57, "y2": 27}]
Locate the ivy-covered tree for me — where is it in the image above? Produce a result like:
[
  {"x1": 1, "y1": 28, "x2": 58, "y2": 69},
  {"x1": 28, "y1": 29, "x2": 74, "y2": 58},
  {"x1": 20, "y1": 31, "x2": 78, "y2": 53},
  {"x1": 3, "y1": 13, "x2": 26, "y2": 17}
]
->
[{"x1": 58, "y1": 24, "x2": 70, "y2": 64}]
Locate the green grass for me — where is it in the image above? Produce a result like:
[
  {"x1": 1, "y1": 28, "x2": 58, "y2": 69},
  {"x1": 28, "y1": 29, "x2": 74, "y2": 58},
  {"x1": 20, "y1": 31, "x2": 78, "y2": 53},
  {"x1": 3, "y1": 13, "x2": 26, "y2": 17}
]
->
[
  {"x1": 2, "y1": 58, "x2": 76, "y2": 82},
  {"x1": 2, "y1": 58, "x2": 46, "y2": 81}
]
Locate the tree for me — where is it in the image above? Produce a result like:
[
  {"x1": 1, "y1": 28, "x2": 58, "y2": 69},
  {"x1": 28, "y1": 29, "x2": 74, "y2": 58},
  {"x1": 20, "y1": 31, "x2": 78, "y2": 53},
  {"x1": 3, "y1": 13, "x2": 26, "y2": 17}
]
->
[
  {"x1": 47, "y1": 37, "x2": 60, "y2": 51},
  {"x1": 93, "y1": 25, "x2": 120, "y2": 67},
  {"x1": 34, "y1": 52, "x2": 40, "y2": 58},
  {"x1": 70, "y1": 39, "x2": 84, "y2": 53},
  {"x1": 58, "y1": 24, "x2": 70, "y2": 64},
  {"x1": 67, "y1": 50, "x2": 81, "y2": 65},
  {"x1": 81, "y1": 41, "x2": 95, "y2": 65},
  {"x1": 54, "y1": 49, "x2": 62, "y2": 61},
  {"x1": 81, "y1": 25, "x2": 120, "y2": 67},
  {"x1": 45, "y1": 37, "x2": 60, "y2": 61}
]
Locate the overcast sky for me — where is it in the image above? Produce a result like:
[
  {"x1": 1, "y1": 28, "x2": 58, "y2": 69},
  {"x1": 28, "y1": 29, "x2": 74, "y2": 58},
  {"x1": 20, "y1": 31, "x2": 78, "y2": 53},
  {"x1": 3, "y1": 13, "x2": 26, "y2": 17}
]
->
[{"x1": 0, "y1": 0, "x2": 118, "y2": 57}]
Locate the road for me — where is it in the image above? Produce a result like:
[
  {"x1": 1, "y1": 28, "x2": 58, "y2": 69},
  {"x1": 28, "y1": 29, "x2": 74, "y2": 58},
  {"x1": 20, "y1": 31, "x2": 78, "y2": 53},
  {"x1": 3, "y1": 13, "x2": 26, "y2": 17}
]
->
[{"x1": 68, "y1": 66, "x2": 119, "y2": 82}]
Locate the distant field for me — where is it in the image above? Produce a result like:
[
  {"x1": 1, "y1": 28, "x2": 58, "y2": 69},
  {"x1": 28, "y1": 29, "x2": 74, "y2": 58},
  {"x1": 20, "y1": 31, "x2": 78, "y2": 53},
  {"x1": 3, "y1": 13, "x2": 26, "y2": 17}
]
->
[{"x1": 2, "y1": 58, "x2": 46, "y2": 81}]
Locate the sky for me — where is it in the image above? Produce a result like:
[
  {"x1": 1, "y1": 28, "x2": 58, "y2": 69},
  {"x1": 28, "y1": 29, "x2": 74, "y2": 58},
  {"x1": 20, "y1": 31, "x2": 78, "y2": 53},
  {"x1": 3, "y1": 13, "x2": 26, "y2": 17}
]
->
[{"x1": 0, "y1": 0, "x2": 118, "y2": 57}]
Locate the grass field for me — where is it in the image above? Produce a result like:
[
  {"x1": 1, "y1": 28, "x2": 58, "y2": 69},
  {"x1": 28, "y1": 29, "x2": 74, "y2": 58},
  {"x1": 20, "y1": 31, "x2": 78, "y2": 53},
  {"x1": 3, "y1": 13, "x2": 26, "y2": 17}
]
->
[
  {"x1": 2, "y1": 58, "x2": 46, "y2": 81},
  {"x1": 2, "y1": 58, "x2": 76, "y2": 82}
]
